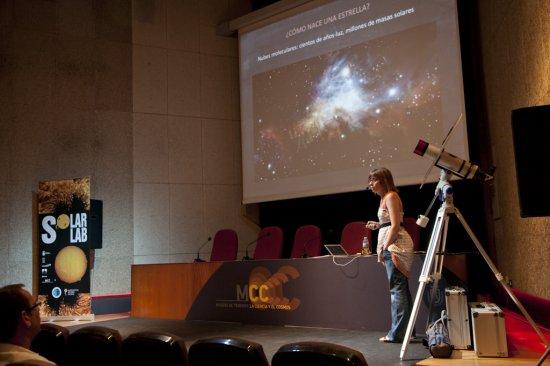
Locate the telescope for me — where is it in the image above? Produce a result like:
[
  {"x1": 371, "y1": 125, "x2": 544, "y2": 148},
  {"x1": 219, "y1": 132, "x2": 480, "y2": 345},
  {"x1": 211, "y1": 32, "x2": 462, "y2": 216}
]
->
[
  {"x1": 414, "y1": 139, "x2": 494, "y2": 182},
  {"x1": 412, "y1": 113, "x2": 494, "y2": 228},
  {"x1": 401, "y1": 119, "x2": 547, "y2": 361}
]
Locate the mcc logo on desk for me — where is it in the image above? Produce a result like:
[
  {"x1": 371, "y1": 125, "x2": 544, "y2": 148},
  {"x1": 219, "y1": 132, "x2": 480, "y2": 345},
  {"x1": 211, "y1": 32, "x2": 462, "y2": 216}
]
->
[{"x1": 216, "y1": 265, "x2": 301, "y2": 311}]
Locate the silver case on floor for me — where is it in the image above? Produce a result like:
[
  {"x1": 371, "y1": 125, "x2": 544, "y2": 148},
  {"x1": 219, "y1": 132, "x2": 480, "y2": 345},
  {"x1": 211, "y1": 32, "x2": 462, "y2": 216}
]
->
[
  {"x1": 444, "y1": 286, "x2": 471, "y2": 349},
  {"x1": 469, "y1": 302, "x2": 508, "y2": 357}
]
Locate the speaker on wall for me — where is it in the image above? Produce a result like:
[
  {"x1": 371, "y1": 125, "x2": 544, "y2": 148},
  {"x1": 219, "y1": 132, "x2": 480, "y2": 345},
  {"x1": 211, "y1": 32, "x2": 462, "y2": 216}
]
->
[
  {"x1": 89, "y1": 199, "x2": 103, "y2": 249},
  {"x1": 511, "y1": 105, "x2": 549, "y2": 218}
]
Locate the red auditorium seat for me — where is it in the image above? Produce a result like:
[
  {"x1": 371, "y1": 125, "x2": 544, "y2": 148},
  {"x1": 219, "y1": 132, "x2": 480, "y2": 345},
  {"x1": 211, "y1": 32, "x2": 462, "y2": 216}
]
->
[
  {"x1": 290, "y1": 225, "x2": 321, "y2": 258},
  {"x1": 403, "y1": 217, "x2": 421, "y2": 251},
  {"x1": 253, "y1": 226, "x2": 283, "y2": 260},
  {"x1": 340, "y1": 221, "x2": 372, "y2": 255},
  {"x1": 210, "y1": 229, "x2": 238, "y2": 261}
]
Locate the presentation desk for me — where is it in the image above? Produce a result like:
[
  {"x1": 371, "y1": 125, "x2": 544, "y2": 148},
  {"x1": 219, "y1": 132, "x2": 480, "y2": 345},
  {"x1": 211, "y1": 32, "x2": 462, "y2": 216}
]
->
[{"x1": 131, "y1": 255, "x2": 429, "y2": 331}]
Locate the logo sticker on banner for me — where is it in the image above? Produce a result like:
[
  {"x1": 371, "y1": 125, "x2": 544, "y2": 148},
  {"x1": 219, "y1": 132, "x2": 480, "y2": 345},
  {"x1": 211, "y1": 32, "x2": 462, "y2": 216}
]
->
[{"x1": 37, "y1": 177, "x2": 94, "y2": 321}]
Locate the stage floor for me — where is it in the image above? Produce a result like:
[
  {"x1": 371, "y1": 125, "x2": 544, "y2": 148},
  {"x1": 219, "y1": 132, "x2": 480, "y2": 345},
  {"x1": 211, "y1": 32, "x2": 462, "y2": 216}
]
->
[{"x1": 58, "y1": 315, "x2": 547, "y2": 366}]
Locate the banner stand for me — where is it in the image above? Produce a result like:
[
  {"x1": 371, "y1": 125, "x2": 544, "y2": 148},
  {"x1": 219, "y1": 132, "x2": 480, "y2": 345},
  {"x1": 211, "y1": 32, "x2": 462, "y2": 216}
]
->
[
  {"x1": 41, "y1": 314, "x2": 95, "y2": 322},
  {"x1": 37, "y1": 177, "x2": 95, "y2": 322}
]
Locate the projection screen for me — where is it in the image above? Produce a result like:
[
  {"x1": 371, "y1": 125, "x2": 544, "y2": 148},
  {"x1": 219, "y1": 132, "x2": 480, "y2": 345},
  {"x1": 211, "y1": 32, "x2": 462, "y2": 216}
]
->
[{"x1": 239, "y1": 0, "x2": 469, "y2": 203}]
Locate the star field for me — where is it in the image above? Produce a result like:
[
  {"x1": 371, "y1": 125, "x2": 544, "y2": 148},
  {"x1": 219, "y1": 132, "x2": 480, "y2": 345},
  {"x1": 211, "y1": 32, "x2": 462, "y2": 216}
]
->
[{"x1": 253, "y1": 22, "x2": 442, "y2": 182}]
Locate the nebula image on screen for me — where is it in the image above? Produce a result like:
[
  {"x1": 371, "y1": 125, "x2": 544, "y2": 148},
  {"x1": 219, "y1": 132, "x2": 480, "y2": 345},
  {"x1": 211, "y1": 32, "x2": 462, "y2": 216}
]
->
[{"x1": 253, "y1": 22, "x2": 442, "y2": 181}]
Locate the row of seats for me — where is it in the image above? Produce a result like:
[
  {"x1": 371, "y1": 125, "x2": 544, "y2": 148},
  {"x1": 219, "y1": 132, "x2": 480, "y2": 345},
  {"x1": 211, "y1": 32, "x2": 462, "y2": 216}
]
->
[
  {"x1": 209, "y1": 219, "x2": 420, "y2": 261},
  {"x1": 31, "y1": 324, "x2": 369, "y2": 366}
]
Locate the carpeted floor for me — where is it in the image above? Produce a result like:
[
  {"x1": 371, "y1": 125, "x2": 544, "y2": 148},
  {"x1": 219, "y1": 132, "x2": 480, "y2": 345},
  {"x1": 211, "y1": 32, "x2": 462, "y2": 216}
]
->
[{"x1": 67, "y1": 317, "x2": 429, "y2": 366}]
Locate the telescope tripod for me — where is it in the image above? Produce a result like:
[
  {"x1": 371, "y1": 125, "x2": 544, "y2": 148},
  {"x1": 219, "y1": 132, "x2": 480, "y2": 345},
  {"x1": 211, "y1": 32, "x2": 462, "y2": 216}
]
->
[{"x1": 400, "y1": 175, "x2": 549, "y2": 360}]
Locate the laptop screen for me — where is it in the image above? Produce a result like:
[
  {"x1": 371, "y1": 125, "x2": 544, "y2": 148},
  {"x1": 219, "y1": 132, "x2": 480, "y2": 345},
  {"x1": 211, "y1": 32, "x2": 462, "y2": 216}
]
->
[{"x1": 324, "y1": 244, "x2": 349, "y2": 256}]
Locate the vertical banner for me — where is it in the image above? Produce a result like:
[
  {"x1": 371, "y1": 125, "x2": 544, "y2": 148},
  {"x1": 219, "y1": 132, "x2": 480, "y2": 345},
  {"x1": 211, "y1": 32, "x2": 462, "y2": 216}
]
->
[{"x1": 37, "y1": 177, "x2": 94, "y2": 321}]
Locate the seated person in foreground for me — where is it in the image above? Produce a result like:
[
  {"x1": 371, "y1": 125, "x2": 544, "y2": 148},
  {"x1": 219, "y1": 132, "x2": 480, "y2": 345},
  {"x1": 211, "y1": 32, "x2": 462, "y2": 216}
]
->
[{"x1": 0, "y1": 284, "x2": 56, "y2": 366}]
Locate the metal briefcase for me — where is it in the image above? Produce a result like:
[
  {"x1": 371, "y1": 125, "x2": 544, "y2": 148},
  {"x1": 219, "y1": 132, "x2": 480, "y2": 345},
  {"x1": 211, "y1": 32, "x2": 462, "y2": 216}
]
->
[
  {"x1": 444, "y1": 286, "x2": 471, "y2": 349},
  {"x1": 469, "y1": 302, "x2": 508, "y2": 357}
]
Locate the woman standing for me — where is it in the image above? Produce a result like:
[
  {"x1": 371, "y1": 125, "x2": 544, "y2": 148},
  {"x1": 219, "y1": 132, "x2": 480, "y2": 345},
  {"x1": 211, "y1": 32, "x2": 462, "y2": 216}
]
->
[{"x1": 366, "y1": 167, "x2": 414, "y2": 343}]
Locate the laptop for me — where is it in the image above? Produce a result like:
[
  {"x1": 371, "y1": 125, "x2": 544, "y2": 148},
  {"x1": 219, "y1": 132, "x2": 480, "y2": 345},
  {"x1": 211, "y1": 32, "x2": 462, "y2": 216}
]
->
[{"x1": 324, "y1": 244, "x2": 349, "y2": 256}]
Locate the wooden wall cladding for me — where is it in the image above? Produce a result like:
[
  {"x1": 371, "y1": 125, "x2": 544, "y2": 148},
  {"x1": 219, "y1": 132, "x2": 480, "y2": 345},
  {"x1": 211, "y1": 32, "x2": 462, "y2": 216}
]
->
[{"x1": 131, "y1": 262, "x2": 222, "y2": 319}]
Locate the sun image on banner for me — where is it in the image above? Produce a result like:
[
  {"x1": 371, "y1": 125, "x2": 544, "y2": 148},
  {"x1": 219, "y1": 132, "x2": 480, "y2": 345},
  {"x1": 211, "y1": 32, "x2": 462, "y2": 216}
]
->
[{"x1": 37, "y1": 177, "x2": 94, "y2": 321}]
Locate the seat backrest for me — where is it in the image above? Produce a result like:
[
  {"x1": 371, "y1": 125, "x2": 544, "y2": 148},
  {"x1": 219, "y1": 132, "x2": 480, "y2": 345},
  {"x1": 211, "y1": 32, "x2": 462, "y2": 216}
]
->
[
  {"x1": 31, "y1": 323, "x2": 69, "y2": 366},
  {"x1": 189, "y1": 337, "x2": 268, "y2": 366},
  {"x1": 121, "y1": 331, "x2": 188, "y2": 366},
  {"x1": 403, "y1": 217, "x2": 421, "y2": 251},
  {"x1": 253, "y1": 226, "x2": 283, "y2": 260},
  {"x1": 210, "y1": 229, "x2": 238, "y2": 261},
  {"x1": 66, "y1": 326, "x2": 121, "y2": 366},
  {"x1": 340, "y1": 221, "x2": 372, "y2": 255},
  {"x1": 290, "y1": 225, "x2": 321, "y2": 258},
  {"x1": 272, "y1": 341, "x2": 368, "y2": 366}
]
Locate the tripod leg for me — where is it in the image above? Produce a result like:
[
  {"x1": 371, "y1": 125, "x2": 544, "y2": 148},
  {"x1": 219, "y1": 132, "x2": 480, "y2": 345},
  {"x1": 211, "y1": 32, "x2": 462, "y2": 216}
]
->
[
  {"x1": 535, "y1": 346, "x2": 550, "y2": 366},
  {"x1": 426, "y1": 215, "x2": 450, "y2": 322},
  {"x1": 400, "y1": 208, "x2": 447, "y2": 359},
  {"x1": 454, "y1": 208, "x2": 549, "y2": 347}
]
